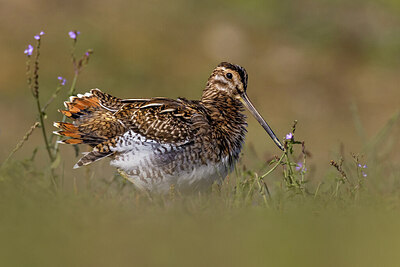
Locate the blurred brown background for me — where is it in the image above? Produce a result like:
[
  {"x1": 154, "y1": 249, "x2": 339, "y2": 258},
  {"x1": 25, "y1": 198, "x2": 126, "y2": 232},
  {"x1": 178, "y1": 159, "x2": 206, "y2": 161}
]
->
[{"x1": 1, "y1": 0, "x2": 399, "y2": 178}]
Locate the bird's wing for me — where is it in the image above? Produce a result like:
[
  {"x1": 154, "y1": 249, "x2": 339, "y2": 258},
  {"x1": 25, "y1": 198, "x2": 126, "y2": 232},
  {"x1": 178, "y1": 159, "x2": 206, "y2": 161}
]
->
[
  {"x1": 54, "y1": 89, "x2": 210, "y2": 168},
  {"x1": 116, "y1": 96, "x2": 210, "y2": 145}
]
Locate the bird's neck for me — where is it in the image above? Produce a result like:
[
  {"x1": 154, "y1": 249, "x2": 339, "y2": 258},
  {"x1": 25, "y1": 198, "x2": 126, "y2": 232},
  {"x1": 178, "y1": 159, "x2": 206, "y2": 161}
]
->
[
  {"x1": 201, "y1": 86, "x2": 244, "y2": 122},
  {"x1": 200, "y1": 86, "x2": 247, "y2": 161}
]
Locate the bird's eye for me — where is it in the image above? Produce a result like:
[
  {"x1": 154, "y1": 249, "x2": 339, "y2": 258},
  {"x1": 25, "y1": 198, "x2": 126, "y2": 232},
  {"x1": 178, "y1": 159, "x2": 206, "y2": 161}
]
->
[{"x1": 226, "y1": 73, "x2": 233, "y2": 79}]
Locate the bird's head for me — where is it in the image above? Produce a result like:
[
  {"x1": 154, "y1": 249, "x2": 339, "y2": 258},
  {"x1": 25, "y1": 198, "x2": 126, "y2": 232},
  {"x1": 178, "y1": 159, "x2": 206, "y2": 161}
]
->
[{"x1": 203, "y1": 62, "x2": 284, "y2": 151}]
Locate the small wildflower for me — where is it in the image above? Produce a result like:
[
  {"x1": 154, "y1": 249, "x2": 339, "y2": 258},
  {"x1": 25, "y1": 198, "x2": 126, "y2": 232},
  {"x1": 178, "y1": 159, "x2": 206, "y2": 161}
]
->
[
  {"x1": 295, "y1": 162, "x2": 307, "y2": 172},
  {"x1": 69, "y1": 31, "x2": 80, "y2": 40},
  {"x1": 357, "y1": 163, "x2": 367, "y2": 177},
  {"x1": 358, "y1": 163, "x2": 367, "y2": 169},
  {"x1": 295, "y1": 162, "x2": 302, "y2": 171},
  {"x1": 24, "y1": 44, "x2": 34, "y2": 56},
  {"x1": 285, "y1": 133, "x2": 293, "y2": 140},
  {"x1": 85, "y1": 51, "x2": 90, "y2": 57},
  {"x1": 57, "y1": 76, "x2": 67, "y2": 86},
  {"x1": 34, "y1": 31, "x2": 45, "y2": 40}
]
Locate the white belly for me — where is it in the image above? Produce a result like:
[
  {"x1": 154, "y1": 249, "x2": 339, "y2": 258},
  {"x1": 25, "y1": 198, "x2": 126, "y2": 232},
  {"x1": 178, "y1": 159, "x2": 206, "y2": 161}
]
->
[
  {"x1": 114, "y1": 156, "x2": 231, "y2": 193},
  {"x1": 109, "y1": 130, "x2": 235, "y2": 193}
]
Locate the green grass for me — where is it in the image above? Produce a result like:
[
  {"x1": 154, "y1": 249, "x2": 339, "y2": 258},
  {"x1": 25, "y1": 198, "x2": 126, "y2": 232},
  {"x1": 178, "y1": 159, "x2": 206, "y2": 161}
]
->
[{"x1": 1, "y1": 165, "x2": 400, "y2": 266}]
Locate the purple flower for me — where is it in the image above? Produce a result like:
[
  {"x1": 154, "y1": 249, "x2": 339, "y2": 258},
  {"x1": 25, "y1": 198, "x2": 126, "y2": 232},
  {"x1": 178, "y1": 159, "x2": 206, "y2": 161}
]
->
[
  {"x1": 285, "y1": 133, "x2": 293, "y2": 140},
  {"x1": 69, "y1": 31, "x2": 80, "y2": 40},
  {"x1": 85, "y1": 51, "x2": 90, "y2": 57},
  {"x1": 295, "y1": 162, "x2": 307, "y2": 172},
  {"x1": 295, "y1": 162, "x2": 302, "y2": 171},
  {"x1": 34, "y1": 31, "x2": 45, "y2": 40},
  {"x1": 357, "y1": 163, "x2": 367, "y2": 177},
  {"x1": 57, "y1": 76, "x2": 67, "y2": 86},
  {"x1": 24, "y1": 44, "x2": 34, "y2": 56}
]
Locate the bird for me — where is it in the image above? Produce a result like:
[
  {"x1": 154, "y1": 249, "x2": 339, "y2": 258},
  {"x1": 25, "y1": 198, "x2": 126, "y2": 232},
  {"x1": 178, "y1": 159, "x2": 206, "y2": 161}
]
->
[{"x1": 53, "y1": 62, "x2": 284, "y2": 193}]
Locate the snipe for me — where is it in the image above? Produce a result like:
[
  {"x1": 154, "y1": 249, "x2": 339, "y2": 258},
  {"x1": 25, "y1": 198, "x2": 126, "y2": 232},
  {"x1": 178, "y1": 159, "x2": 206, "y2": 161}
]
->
[{"x1": 54, "y1": 62, "x2": 284, "y2": 193}]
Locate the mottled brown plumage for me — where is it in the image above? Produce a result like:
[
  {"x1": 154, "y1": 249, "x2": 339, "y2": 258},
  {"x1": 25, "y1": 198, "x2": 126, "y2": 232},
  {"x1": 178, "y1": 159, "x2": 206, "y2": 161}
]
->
[{"x1": 54, "y1": 62, "x2": 283, "y2": 193}]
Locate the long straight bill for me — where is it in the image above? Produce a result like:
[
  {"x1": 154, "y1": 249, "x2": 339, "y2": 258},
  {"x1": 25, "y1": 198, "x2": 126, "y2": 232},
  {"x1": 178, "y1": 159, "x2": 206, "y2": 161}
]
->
[{"x1": 241, "y1": 93, "x2": 284, "y2": 151}]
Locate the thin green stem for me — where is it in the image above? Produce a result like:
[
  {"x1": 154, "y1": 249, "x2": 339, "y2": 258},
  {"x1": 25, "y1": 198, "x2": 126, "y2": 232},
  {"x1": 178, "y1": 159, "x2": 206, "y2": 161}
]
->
[
  {"x1": 284, "y1": 151, "x2": 295, "y2": 185},
  {"x1": 261, "y1": 153, "x2": 285, "y2": 179},
  {"x1": 333, "y1": 181, "x2": 340, "y2": 199},
  {"x1": 314, "y1": 182, "x2": 322, "y2": 199},
  {"x1": 41, "y1": 84, "x2": 64, "y2": 113},
  {"x1": 35, "y1": 86, "x2": 58, "y2": 190},
  {"x1": 68, "y1": 72, "x2": 79, "y2": 96},
  {"x1": 255, "y1": 174, "x2": 269, "y2": 207},
  {"x1": 53, "y1": 72, "x2": 79, "y2": 154},
  {"x1": 36, "y1": 97, "x2": 54, "y2": 162},
  {"x1": 31, "y1": 39, "x2": 54, "y2": 163},
  {"x1": 245, "y1": 176, "x2": 257, "y2": 202}
]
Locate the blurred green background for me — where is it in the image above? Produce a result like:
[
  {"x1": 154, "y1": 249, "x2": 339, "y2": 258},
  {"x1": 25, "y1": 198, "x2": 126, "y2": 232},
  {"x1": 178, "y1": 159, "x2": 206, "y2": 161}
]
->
[{"x1": 1, "y1": 0, "x2": 400, "y2": 266}]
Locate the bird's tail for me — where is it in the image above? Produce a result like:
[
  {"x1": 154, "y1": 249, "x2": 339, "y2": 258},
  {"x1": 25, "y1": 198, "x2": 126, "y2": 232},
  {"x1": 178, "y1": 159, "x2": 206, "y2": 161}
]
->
[{"x1": 54, "y1": 89, "x2": 124, "y2": 168}]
